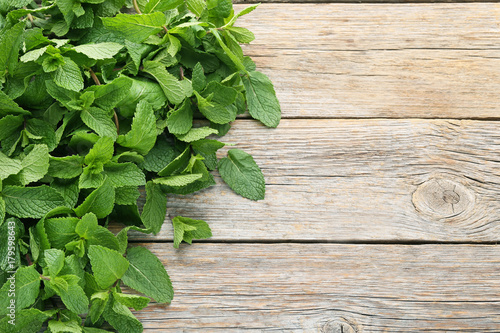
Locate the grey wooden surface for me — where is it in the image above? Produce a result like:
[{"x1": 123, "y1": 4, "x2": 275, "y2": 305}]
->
[{"x1": 123, "y1": 3, "x2": 500, "y2": 331}]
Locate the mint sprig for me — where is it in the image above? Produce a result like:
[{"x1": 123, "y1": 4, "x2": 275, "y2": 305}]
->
[{"x1": 0, "y1": 0, "x2": 280, "y2": 331}]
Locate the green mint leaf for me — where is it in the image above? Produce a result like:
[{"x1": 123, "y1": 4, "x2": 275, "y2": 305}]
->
[
  {"x1": 116, "y1": 100, "x2": 157, "y2": 155},
  {"x1": 103, "y1": 162, "x2": 146, "y2": 187},
  {"x1": 0, "y1": 90, "x2": 31, "y2": 117},
  {"x1": 191, "y1": 62, "x2": 206, "y2": 92},
  {"x1": 103, "y1": 294, "x2": 143, "y2": 333},
  {"x1": 79, "y1": 167, "x2": 105, "y2": 189},
  {"x1": 194, "y1": 91, "x2": 237, "y2": 124},
  {"x1": 172, "y1": 216, "x2": 212, "y2": 248},
  {"x1": 191, "y1": 139, "x2": 225, "y2": 170},
  {"x1": 45, "y1": 81, "x2": 82, "y2": 111},
  {"x1": 144, "y1": 0, "x2": 183, "y2": 13},
  {"x1": 86, "y1": 225, "x2": 121, "y2": 252},
  {"x1": 186, "y1": 0, "x2": 206, "y2": 17},
  {"x1": 74, "y1": 180, "x2": 115, "y2": 218},
  {"x1": 0, "y1": 22, "x2": 26, "y2": 82},
  {"x1": 0, "y1": 308, "x2": 50, "y2": 333},
  {"x1": 141, "y1": 181, "x2": 166, "y2": 235},
  {"x1": 3, "y1": 185, "x2": 67, "y2": 219},
  {"x1": 20, "y1": 46, "x2": 48, "y2": 63},
  {"x1": 0, "y1": 115, "x2": 23, "y2": 141},
  {"x1": 101, "y1": 12, "x2": 167, "y2": 43},
  {"x1": 85, "y1": 76, "x2": 133, "y2": 110},
  {"x1": 115, "y1": 77, "x2": 166, "y2": 117},
  {"x1": 85, "y1": 136, "x2": 114, "y2": 170},
  {"x1": 44, "y1": 217, "x2": 79, "y2": 249},
  {"x1": 0, "y1": 266, "x2": 41, "y2": 316},
  {"x1": 224, "y1": 3, "x2": 259, "y2": 27},
  {"x1": 114, "y1": 186, "x2": 141, "y2": 205},
  {"x1": 53, "y1": 57, "x2": 84, "y2": 92},
  {"x1": 73, "y1": 42, "x2": 124, "y2": 60},
  {"x1": 49, "y1": 275, "x2": 89, "y2": 315},
  {"x1": 142, "y1": 60, "x2": 185, "y2": 105},
  {"x1": 44, "y1": 248, "x2": 65, "y2": 277},
  {"x1": 143, "y1": 137, "x2": 176, "y2": 173},
  {"x1": 218, "y1": 148, "x2": 265, "y2": 200},
  {"x1": 157, "y1": 145, "x2": 190, "y2": 176},
  {"x1": 121, "y1": 246, "x2": 173, "y2": 303},
  {"x1": 88, "y1": 245, "x2": 129, "y2": 289},
  {"x1": 49, "y1": 155, "x2": 85, "y2": 179},
  {"x1": 175, "y1": 126, "x2": 218, "y2": 143},
  {"x1": 113, "y1": 292, "x2": 150, "y2": 311},
  {"x1": 242, "y1": 71, "x2": 281, "y2": 128},
  {"x1": 227, "y1": 26, "x2": 255, "y2": 43},
  {"x1": 0, "y1": 151, "x2": 22, "y2": 180},
  {"x1": 153, "y1": 173, "x2": 203, "y2": 186},
  {"x1": 25, "y1": 118, "x2": 57, "y2": 152},
  {"x1": 51, "y1": 178, "x2": 80, "y2": 208},
  {"x1": 166, "y1": 99, "x2": 193, "y2": 135},
  {"x1": 81, "y1": 107, "x2": 118, "y2": 140},
  {"x1": 47, "y1": 318, "x2": 83, "y2": 333},
  {"x1": 159, "y1": 158, "x2": 215, "y2": 195},
  {"x1": 89, "y1": 291, "x2": 109, "y2": 324},
  {"x1": 75, "y1": 213, "x2": 98, "y2": 239},
  {"x1": 19, "y1": 144, "x2": 50, "y2": 186},
  {"x1": 209, "y1": 28, "x2": 247, "y2": 73}
]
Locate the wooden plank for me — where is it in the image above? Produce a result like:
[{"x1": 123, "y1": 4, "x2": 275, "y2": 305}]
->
[
  {"x1": 234, "y1": 4, "x2": 500, "y2": 118},
  {"x1": 129, "y1": 243, "x2": 500, "y2": 331},
  {"x1": 235, "y1": 0, "x2": 497, "y2": 3},
  {"x1": 116, "y1": 119, "x2": 500, "y2": 243}
]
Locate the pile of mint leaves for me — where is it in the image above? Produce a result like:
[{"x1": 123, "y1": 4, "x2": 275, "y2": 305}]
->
[{"x1": 0, "y1": 0, "x2": 281, "y2": 331}]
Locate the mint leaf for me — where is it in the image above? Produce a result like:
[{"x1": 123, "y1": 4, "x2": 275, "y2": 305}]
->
[
  {"x1": 103, "y1": 294, "x2": 143, "y2": 333},
  {"x1": 227, "y1": 26, "x2": 255, "y2": 43},
  {"x1": 81, "y1": 107, "x2": 118, "y2": 140},
  {"x1": 142, "y1": 61, "x2": 184, "y2": 105},
  {"x1": 0, "y1": 22, "x2": 26, "y2": 82},
  {"x1": 0, "y1": 115, "x2": 23, "y2": 141},
  {"x1": 44, "y1": 248, "x2": 65, "y2": 277},
  {"x1": 114, "y1": 77, "x2": 166, "y2": 117},
  {"x1": 101, "y1": 12, "x2": 167, "y2": 43},
  {"x1": 0, "y1": 151, "x2": 22, "y2": 180},
  {"x1": 75, "y1": 213, "x2": 98, "y2": 239},
  {"x1": 0, "y1": 266, "x2": 41, "y2": 316},
  {"x1": 113, "y1": 292, "x2": 150, "y2": 311},
  {"x1": 85, "y1": 136, "x2": 114, "y2": 170},
  {"x1": 74, "y1": 180, "x2": 115, "y2": 218},
  {"x1": 194, "y1": 90, "x2": 237, "y2": 124},
  {"x1": 44, "y1": 217, "x2": 79, "y2": 249},
  {"x1": 3, "y1": 186, "x2": 67, "y2": 219},
  {"x1": 73, "y1": 42, "x2": 123, "y2": 60},
  {"x1": 172, "y1": 216, "x2": 212, "y2": 248},
  {"x1": 0, "y1": 90, "x2": 30, "y2": 117},
  {"x1": 143, "y1": 137, "x2": 176, "y2": 172},
  {"x1": 49, "y1": 155, "x2": 84, "y2": 179},
  {"x1": 116, "y1": 100, "x2": 156, "y2": 155},
  {"x1": 122, "y1": 246, "x2": 173, "y2": 303},
  {"x1": 85, "y1": 76, "x2": 133, "y2": 110},
  {"x1": 50, "y1": 275, "x2": 89, "y2": 314},
  {"x1": 157, "y1": 145, "x2": 190, "y2": 176},
  {"x1": 242, "y1": 71, "x2": 281, "y2": 128},
  {"x1": 166, "y1": 99, "x2": 193, "y2": 135},
  {"x1": 88, "y1": 245, "x2": 129, "y2": 289},
  {"x1": 191, "y1": 139, "x2": 225, "y2": 170},
  {"x1": 51, "y1": 178, "x2": 80, "y2": 208},
  {"x1": 218, "y1": 148, "x2": 265, "y2": 200},
  {"x1": 141, "y1": 181, "x2": 166, "y2": 234},
  {"x1": 175, "y1": 126, "x2": 218, "y2": 142},
  {"x1": 53, "y1": 57, "x2": 84, "y2": 92},
  {"x1": 191, "y1": 62, "x2": 206, "y2": 91},
  {"x1": 19, "y1": 144, "x2": 50, "y2": 185},
  {"x1": 0, "y1": 308, "x2": 50, "y2": 333},
  {"x1": 103, "y1": 162, "x2": 146, "y2": 187},
  {"x1": 144, "y1": 0, "x2": 183, "y2": 13},
  {"x1": 153, "y1": 173, "x2": 203, "y2": 186}
]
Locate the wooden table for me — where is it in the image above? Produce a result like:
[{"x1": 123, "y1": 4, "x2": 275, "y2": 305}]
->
[{"x1": 127, "y1": 2, "x2": 500, "y2": 331}]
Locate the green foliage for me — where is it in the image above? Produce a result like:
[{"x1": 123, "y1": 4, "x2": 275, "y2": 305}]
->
[{"x1": 0, "y1": 0, "x2": 280, "y2": 331}]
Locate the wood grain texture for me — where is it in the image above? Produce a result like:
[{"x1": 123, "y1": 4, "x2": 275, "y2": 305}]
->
[
  {"x1": 235, "y1": 4, "x2": 500, "y2": 118},
  {"x1": 129, "y1": 243, "x2": 500, "y2": 332},
  {"x1": 114, "y1": 119, "x2": 500, "y2": 243}
]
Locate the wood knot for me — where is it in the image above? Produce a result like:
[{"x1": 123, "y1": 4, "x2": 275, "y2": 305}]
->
[
  {"x1": 412, "y1": 176, "x2": 475, "y2": 220},
  {"x1": 321, "y1": 318, "x2": 358, "y2": 333}
]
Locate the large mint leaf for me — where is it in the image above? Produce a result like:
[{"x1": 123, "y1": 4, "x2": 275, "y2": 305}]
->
[
  {"x1": 103, "y1": 295, "x2": 143, "y2": 333},
  {"x1": 172, "y1": 216, "x2": 212, "y2": 248},
  {"x1": 44, "y1": 217, "x2": 79, "y2": 249},
  {"x1": 166, "y1": 99, "x2": 193, "y2": 135},
  {"x1": 101, "y1": 12, "x2": 167, "y2": 43},
  {"x1": 85, "y1": 136, "x2": 114, "y2": 170},
  {"x1": 153, "y1": 173, "x2": 203, "y2": 187},
  {"x1": 143, "y1": 137, "x2": 176, "y2": 173},
  {"x1": 85, "y1": 76, "x2": 133, "y2": 110},
  {"x1": 49, "y1": 155, "x2": 84, "y2": 179},
  {"x1": 141, "y1": 181, "x2": 166, "y2": 235},
  {"x1": 81, "y1": 107, "x2": 118, "y2": 140},
  {"x1": 44, "y1": 249, "x2": 65, "y2": 277},
  {"x1": 115, "y1": 77, "x2": 166, "y2": 117},
  {"x1": 0, "y1": 115, "x2": 23, "y2": 141},
  {"x1": 0, "y1": 266, "x2": 41, "y2": 316},
  {"x1": 0, "y1": 22, "x2": 25, "y2": 82},
  {"x1": 74, "y1": 180, "x2": 115, "y2": 218},
  {"x1": 0, "y1": 308, "x2": 50, "y2": 333},
  {"x1": 103, "y1": 162, "x2": 146, "y2": 187},
  {"x1": 218, "y1": 149, "x2": 265, "y2": 200},
  {"x1": 49, "y1": 275, "x2": 89, "y2": 314},
  {"x1": 73, "y1": 42, "x2": 123, "y2": 60},
  {"x1": 116, "y1": 100, "x2": 156, "y2": 155},
  {"x1": 142, "y1": 61, "x2": 184, "y2": 105},
  {"x1": 175, "y1": 126, "x2": 218, "y2": 143},
  {"x1": 194, "y1": 91, "x2": 237, "y2": 125},
  {"x1": 3, "y1": 186, "x2": 67, "y2": 218},
  {"x1": 0, "y1": 151, "x2": 22, "y2": 180},
  {"x1": 191, "y1": 139, "x2": 225, "y2": 170},
  {"x1": 112, "y1": 292, "x2": 150, "y2": 311},
  {"x1": 53, "y1": 57, "x2": 84, "y2": 92},
  {"x1": 88, "y1": 245, "x2": 129, "y2": 289},
  {"x1": 0, "y1": 90, "x2": 30, "y2": 117},
  {"x1": 19, "y1": 144, "x2": 50, "y2": 185},
  {"x1": 121, "y1": 246, "x2": 173, "y2": 303},
  {"x1": 144, "y1": 0, "x2": 183, "y2": 13},
  {"x1": 241, "y1": 71, "x2": 281, "y2": 128}
]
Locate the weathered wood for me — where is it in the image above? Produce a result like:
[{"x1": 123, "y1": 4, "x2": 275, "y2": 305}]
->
[
  {"x1": 114, "y1": 119, "x2": 500, "y2": 243},
  {"x1": 129, "y1": 243, "x2": 500, "y2": 331},
  {"x1": 235, "y1": 0, "x2": 497, "y2": 3},
  {"x1": 234, "y1": 4, "x2": 500, "y2": 118}
]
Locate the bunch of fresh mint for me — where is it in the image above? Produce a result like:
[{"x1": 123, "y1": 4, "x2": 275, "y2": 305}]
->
[{"x1": 0, "y1": 0, "x2": 281, "y2": 331}]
